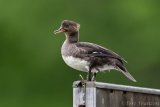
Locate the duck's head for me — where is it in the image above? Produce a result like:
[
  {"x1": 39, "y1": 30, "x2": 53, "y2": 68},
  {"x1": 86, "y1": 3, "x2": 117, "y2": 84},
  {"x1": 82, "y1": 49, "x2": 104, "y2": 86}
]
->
[{"x1": 54, "y1": 20, "x2": 80, "y2": 34}]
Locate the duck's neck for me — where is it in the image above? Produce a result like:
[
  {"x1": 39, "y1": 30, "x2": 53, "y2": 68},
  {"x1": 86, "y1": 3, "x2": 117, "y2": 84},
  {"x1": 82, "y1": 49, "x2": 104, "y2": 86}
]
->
[{"x1": 65, "y1": 31, "x2": 79, "y2": 43}]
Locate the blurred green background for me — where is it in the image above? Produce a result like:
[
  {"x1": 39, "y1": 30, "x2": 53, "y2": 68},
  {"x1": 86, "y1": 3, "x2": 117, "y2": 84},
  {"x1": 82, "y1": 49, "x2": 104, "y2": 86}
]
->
[{"x1": 0, "y1": 0, "x2": 160, "y2": 107}]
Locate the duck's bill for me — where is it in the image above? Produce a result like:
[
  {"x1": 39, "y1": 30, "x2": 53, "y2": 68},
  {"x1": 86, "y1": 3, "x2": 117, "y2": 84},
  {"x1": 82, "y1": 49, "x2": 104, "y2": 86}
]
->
[{"x1": 54, "y1": 27, "x2": 66, "y2": 34}]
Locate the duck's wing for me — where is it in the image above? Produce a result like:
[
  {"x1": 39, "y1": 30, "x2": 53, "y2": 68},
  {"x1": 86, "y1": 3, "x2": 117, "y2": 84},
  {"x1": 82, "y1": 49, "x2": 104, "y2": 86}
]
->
[
  {"x1": 76, "y1": 42, "x2": 136, "y2": 82},
  {"x1": 76, "y1": 42, "x2": 127, "y2": 64}
]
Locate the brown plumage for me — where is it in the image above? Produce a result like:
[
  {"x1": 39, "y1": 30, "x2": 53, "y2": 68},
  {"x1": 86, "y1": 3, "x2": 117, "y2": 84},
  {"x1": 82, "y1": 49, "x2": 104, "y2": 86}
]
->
[{"x1": 54, "y1": 20, "x2": 136, "y2": 82}]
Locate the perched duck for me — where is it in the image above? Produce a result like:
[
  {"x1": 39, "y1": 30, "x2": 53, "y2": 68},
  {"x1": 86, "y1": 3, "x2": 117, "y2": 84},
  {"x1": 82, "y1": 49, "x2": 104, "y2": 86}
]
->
[{"x1": 54, "y1": 20, "x2": 136, "y2": 82}]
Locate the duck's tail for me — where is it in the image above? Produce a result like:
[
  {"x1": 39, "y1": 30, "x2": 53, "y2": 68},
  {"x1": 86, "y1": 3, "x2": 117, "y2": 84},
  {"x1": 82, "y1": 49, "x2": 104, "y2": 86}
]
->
[{"x1": 116, "y1": 62, "x2": 137, "y2": 82}]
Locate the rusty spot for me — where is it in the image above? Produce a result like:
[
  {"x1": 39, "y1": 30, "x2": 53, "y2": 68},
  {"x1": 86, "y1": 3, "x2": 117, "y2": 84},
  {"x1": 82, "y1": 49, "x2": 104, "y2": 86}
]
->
[
  {"x1": 123, "y1": 91, "x2": 127, "y2": 94},
  {"x1": 110, "y1": 89, "x2": 114, "y2": 93},
  {"x1": 78, "y1": 105, "x2": 85, "y2": 107}
]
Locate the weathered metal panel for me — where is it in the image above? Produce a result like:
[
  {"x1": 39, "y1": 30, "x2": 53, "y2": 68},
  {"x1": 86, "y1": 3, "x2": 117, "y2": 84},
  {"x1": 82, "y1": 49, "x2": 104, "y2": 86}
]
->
[
  {"x1": 73, "y1": 81, "x2": 160, "y2": 107},
  {"x1": 86, "y1": 87, "x2": 96, "y2": 107},
  {"x1": 73, "y1": 87, "x2": 85, "y2": 107},
  {"x1": 95, "y1": 82, "x2": 160, "y2": 95},
  {"x1": 96, "y1": 88, "x2": 160, "y2": 107}
]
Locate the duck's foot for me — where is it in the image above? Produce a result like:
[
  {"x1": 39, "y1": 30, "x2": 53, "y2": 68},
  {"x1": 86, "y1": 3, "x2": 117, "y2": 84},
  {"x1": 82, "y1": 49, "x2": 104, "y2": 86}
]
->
[
  {"x1": 79, "y1": 74, "x2": 84, "y2": 80},
  {"x1": 86, "y1": 70, "x2": 92, "y2": 81},
  {"x1": 91, "y1": 73, "x2": 97, "y2": 81},
  {"x1": 73, "y1": 74, "x2": 87, "y2": 87}
]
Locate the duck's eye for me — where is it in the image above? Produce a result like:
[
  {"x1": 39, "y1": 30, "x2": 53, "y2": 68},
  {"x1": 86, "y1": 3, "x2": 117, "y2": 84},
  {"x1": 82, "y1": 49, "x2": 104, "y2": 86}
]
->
[{"x1": 65, "y1": 24, "x2": 69, "y2": 28}]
